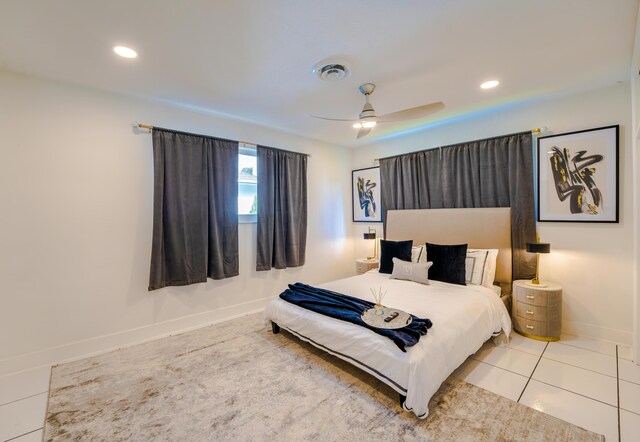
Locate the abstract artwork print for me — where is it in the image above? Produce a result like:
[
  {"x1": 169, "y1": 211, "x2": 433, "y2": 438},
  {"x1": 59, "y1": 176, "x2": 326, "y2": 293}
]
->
[
  {"x1": 352, "y1": 166, "x2": 382, "y2": 222},
  {"x1": 537, "y1": 125, "x2": 618, "y2": 223}
]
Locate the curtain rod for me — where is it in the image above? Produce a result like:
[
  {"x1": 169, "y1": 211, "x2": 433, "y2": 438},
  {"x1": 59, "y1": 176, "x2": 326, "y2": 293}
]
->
[
  {"x1": 373, "y1": 127, "x2": 544, "y2": 163},
  {"x1": 137, "y1": 123, "x2": 311, "y2": 157},
  {"x1": 137, "y1": 123, "x2": 257, "y2": 147}
]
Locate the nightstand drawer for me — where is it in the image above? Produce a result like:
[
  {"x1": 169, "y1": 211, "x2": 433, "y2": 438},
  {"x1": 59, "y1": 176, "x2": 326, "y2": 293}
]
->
[
  {"x1": 515, "y1": 301, "x2": 548, "y2": 321},
  {"x1": 513, "y1": 316, "x2": 547, "y2": 337},
  {"x1": 515, "y1": 288, "x2": 548, "y2": 307}
]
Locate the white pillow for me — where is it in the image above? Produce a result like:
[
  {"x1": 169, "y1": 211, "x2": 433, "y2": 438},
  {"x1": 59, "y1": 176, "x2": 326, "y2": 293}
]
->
[
  {"x1": 411, "y1": 246, "x2": 424, "y2": 263},
  {"x1": 468, "y1": 248, "x2": 499, "y2": 288},
  {"x1": 465, "y1": 250, "x2": 489, "y2": 285},
  {"x1": 390, "y1": 257, "x2": 433, "y2": 285}
]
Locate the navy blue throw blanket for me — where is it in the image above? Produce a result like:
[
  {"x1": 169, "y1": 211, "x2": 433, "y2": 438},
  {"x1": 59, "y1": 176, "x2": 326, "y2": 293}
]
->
[{"x1": 279, "y1": 283, "x2": 433, "y2": 352}]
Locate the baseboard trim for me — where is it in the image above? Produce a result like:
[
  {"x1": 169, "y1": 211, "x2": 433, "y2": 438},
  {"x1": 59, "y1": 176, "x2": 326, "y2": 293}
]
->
[
  {"x1": 0, "y1": 296, "x2": 272, "y2": 377},
  {"x1": 563, "y1": 320, "x2": 632, "y2": 346}
]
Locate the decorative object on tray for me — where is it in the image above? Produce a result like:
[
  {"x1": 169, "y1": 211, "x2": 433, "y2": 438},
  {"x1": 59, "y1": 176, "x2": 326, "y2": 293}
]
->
[
  {"x1": 537, "y1": 125, "x2": 619, "y2": 223},
  {"x1": 362, "y1": 307, "x2": 413, "y2": 329},
  {"x1": 526, "y1": 241, "x2": 551, "y2": 287},
  {"x1": 352, "y1": 166, "x2": 382, "y2": 222},
  {"x1": 370, "y1": 286, "x2": 387, "y2": 315}
]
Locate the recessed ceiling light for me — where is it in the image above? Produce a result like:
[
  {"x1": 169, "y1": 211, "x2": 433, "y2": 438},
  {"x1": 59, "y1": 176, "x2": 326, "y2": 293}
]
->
[
  {"x1": 113, "y1": 46, "x2": 137, "y2": 59},
  {"x1": 480, "y1": 80, "x2": 499, "y2": 89}
]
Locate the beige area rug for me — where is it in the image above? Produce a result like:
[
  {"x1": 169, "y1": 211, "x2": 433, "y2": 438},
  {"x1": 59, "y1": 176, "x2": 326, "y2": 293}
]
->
[{"x1": 44, "y1": 313, "x2": 603, "y2": 441}]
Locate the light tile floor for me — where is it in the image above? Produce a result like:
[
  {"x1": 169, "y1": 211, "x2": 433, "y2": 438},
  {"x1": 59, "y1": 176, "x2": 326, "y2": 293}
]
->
[
  {"x1": 455, "y1": 333, "x2": 640, "y2": 441},
  {"x1": 0, "y1": 334, "x2": 638, "y2": 441}
]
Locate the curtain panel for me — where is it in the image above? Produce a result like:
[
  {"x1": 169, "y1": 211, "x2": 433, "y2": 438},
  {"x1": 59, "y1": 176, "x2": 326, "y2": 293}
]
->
[
  {"x1": 256, "y1": 146, "x2": 308, "y2": 271},
  {"x1": 379, "y1": 131, "x2": 535, "y2": 280},
  {"x1": 148, "y1": 128, "x2": 239, "y2": 291}
]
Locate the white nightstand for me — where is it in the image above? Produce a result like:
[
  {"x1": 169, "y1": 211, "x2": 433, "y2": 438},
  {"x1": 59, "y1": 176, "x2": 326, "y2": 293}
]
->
[
  {"x1": 356, "y1": 258, "x2": 379, "y2": 274},
  {"x1": 512, "y1": 279, "x2": 562, "y2": 341}
]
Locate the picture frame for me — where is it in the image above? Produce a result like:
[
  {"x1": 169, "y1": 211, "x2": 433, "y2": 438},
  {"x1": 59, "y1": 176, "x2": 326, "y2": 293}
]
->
[
  {"x1": 537, "y1": 125, "x2": 619, "y2": 223},
  {"x1": 352, "y1": 166, "x2": 382, "y2": 222}
]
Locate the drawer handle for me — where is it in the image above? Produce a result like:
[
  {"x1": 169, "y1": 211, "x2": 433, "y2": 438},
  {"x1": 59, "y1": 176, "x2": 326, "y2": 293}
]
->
[
  {"x1": 526, "y1": 325, "x2": 534, "y2": 330},
  {"x1": 526, "y1": 310, "x2": 534, "y2": 315},
  {"x1": 526, "y1": 295, "x2": 535, "y2": 300}
]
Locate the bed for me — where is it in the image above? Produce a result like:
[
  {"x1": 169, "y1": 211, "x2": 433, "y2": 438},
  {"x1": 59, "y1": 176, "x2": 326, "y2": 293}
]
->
[{"x1": 264, "y1": 208, "x2": 513, "y2": 419}]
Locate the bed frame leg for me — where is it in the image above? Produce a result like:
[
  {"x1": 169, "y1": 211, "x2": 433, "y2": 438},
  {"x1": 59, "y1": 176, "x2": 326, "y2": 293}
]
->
[
  {"x1": 271, "y1": 321, "x2": 280, "y2": 334},
  {"x1": 399, "y1": 394, "x2": 406, "y2": 408}
]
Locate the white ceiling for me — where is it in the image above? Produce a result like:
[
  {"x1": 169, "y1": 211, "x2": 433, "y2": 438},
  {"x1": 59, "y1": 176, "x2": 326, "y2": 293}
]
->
[{"x1": 0, "y1": 0, "x2": 637, "y2": 147}]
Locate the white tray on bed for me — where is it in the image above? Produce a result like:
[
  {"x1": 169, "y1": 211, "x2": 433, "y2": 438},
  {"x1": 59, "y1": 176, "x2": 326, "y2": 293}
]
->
[{"x1": 361, "y1": 307, "x2": 412, "y2": 329}]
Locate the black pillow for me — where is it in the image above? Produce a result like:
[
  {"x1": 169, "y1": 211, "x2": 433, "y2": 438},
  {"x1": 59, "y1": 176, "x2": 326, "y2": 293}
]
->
[
  {"x1": 379, "y1": 240, "x2": 413, "y2": 274},
  {"x1": 426, "y1": 243, "x2": 468, "y2": 285}
]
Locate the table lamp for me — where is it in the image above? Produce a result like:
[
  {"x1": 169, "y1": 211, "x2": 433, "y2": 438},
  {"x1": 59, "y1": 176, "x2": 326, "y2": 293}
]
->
[
  {"x1": 363, "y1": 227, "x2": 377, "y2": 260},
  {"x1": 526, "y1": 242, "x2": 551, "y2": 287}
]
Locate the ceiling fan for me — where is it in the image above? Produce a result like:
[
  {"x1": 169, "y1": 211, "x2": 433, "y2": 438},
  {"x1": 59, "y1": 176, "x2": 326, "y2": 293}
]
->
[{"x1": 312, "y1": 83, "x2": 445, "y2": 139}]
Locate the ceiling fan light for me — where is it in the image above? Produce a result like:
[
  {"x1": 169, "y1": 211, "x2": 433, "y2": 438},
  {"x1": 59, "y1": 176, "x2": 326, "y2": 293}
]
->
[
  {"x1": 353, "y1": 122, "x2": 363, "y2": 129},
  {"x1": 480, "y1": 80, "x2": 500, "y2": 89},
  {"x1": 362, "y1": 121, "x2": 377, "y2": 128},
  {"x1": 113, "y1": 46, "x2": 137, "y2": 59}
]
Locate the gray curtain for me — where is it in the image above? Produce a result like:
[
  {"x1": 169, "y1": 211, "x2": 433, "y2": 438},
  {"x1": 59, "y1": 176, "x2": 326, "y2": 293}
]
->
[
  {"x1": 379, "y1": 131, "x2": 535, "y2": 280},
  {"x1": 256, "y1": 146, "x2": 307, "y2": 271},
  {"x1": 149, "y1": 128, "x2": 239, "y2": 291}
]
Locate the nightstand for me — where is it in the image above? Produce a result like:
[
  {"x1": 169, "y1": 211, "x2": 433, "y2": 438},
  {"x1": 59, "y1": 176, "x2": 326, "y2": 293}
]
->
[
  {"x1": 512, "y1": 279, "x2": 562, "y2": 341},
  {"x1": 356, "y1": 258, "x2": 379, "y2": 274}
]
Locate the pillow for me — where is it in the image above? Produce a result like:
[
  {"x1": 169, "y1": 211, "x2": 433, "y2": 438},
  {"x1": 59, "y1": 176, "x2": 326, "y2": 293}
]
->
[
  {"x1": 425, "y1": 243, "x2": 468, "y2": 285},
  {"x1": 411, "y1": 246, "x2": 424, "y2": 263},
  {"x1": 390, "y1": 258, "x2": 433, "y2": 285},
  {"x1": 379, "y1": 239, "x2": 413, "y2": 274},
  {"x1": 466, "y1": 250, "x2": 489, "y2": 285},
  {"x1": 468, "y1": 248, "x2": 499, "y2": 287}
]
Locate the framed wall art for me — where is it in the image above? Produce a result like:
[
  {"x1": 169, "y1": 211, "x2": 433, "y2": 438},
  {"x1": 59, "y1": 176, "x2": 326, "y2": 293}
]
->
[
  {"x1": 352, "y1": 166, "x2": 382, "y2": 222},
  {"x1": 537, "y1": 125, "x2": 619, "y2": 223}
]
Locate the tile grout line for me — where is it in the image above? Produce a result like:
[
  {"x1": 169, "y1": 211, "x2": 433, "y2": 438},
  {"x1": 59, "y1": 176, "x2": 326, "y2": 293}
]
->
[
  {"x1": 541, "y1": 355, "x2": 618, "y2": 379},
  {"x1": 474, "y1": 346, "x2": 624, "y2": 382},
  {"x1": 531, "y1": 378, "x2": 618, "y2": 408},
  {"x1": 4, "y1": 427, "x2": 43, "y2": 442},
  {"x1": 616, "y1": 345, "x2": 620, "y2": 442},
  {"x1": 517, "y1": 341, "x2": 548, "y2": 403},
  {"x1": 467, "y1": 358, "x2": 530, "y2": 379},
  {"x1": 0, "y1": 390, "x2": 49, "y2": 408},
  {"x1": 617, "y1": 377, "x2": 640, "y2": 388},
  {"x1": 559, "y1": 340, "x2": 619, "y2": 358}
]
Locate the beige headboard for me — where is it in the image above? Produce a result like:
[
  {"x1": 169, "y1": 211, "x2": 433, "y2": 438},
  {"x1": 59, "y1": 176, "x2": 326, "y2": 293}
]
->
[{"x1": 386, "y1": 208, "x2": 512, "y2": 285}]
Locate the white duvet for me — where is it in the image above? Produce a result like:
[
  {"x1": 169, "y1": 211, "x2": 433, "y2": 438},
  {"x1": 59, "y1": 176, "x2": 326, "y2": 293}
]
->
[{"x1": 264, "y1": 270, "x2": 511, "y2": 419}]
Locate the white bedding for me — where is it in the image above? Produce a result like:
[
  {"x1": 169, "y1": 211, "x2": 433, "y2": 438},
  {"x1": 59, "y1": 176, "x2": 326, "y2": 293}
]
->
[{"x1": 264, "y1": 270, "x2": 511, "y2": 419}]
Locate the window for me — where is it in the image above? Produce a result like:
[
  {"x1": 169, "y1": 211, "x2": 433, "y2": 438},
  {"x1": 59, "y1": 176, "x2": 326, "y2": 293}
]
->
[{"x1": 238, "y1": 145, "x2": 257, "y2": 223}]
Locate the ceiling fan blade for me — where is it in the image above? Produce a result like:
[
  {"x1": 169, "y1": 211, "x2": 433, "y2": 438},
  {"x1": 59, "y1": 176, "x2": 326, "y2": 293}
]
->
[
  {"x1": 378, "y1": 101, "x2": 445, "y2": 122},
  {"x1": 356, "y1": 127, "x2": 372, "y2": 139},
  {"x1": 310, "y1": 115, "x2": 355, "y2": 122}
]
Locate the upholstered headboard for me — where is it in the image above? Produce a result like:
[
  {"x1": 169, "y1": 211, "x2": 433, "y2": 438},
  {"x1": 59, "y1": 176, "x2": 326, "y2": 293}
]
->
[{"x1": 386, "y1": 208, "x2": 512, "y2": 285}]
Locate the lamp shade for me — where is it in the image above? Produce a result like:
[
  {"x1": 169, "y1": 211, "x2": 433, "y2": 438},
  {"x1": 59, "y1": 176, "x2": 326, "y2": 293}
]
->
[
  {"x1": 363, "y1": 232, "x2": 376, "y2": 240},
  {"x1": 526, "y1": 242, "x2": 550, "y2": 254}
]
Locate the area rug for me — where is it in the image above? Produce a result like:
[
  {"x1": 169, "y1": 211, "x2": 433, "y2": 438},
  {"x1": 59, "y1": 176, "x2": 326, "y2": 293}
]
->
[{"x1": 44, "y1": 312, "x2": 603, "y2": 441}]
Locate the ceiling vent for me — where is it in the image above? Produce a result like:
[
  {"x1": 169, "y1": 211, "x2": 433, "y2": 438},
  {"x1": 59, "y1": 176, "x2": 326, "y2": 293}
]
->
[{"x1": 313, "y1": 61, "x2": 351, "y2": 81}]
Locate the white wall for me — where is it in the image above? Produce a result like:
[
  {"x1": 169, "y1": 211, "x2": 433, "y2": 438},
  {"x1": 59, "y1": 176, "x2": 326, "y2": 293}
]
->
[
  {"x1": 0, "y1": 71, "x2": 354, "y2": 375},
  {"x1": 631, "y1": 5, "x2": 640, "y2": 362},
  {"x1": 352, "y1": 83, "x2": 633, "y2": 344}
]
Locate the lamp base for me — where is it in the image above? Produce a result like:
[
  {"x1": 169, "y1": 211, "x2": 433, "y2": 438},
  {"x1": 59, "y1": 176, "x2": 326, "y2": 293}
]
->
[{"x1": 526, "y1": 279, "x2": 548, "y2": 288}]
